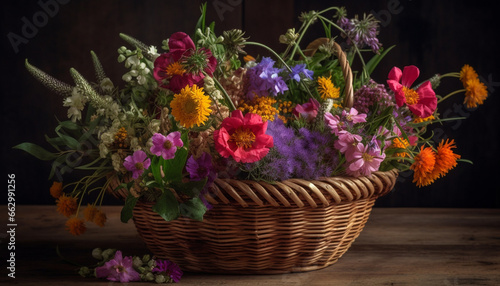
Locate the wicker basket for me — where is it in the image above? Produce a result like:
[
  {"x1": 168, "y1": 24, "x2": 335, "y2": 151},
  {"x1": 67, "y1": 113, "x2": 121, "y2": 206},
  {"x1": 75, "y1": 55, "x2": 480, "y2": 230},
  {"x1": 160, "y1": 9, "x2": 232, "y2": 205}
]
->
[
  {"x1": 130, "y1": 42, "x2": 398, "y2": 273},
  {"x1": 133, "y1": 170, "x2": 397, "y2": 274}
]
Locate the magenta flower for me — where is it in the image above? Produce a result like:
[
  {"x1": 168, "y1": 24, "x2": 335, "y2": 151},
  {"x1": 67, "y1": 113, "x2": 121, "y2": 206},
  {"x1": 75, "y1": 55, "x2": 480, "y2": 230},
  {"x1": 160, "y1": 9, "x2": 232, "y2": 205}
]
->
[
  {"x1": 123, "y1": 150, "x2": 151, "y2": 179},
  {"x1": 153, "y1": 259, "x2": 183, "y2": 283},
  {"x1": 387, "y1": 65, "x2": 437, "y2": 118},
  {"x1": 324, "y1": 112, "x2": 344, "y2": 135},
  {"x1": 293, "y1": 98, "x2": 320, "y2": 121},
  {"x1": 334, "y1": 131, "x2": 363, "y2": 161},
  {"x1": 345, "y1": 141, "x2": 386, "y2": 177},
  {"x1": 342, "y1": 107, "x2": 367, "y2": 124},
  {"x1": 186, "y1": 152, "x2": 213, "y2": 181},
  {"x1": 150, "y1": 132, "x2": 183, "y2": 160},
  {"x1": 95, "y1": 251, "x2": 140, "y2": 283}
]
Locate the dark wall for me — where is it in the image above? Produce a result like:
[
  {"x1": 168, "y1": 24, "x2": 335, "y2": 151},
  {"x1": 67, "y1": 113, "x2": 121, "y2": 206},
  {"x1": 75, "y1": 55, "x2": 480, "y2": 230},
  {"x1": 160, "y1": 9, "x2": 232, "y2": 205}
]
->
[{"x1": 2, "y1": 0, "x2": 499, "y2": 207}]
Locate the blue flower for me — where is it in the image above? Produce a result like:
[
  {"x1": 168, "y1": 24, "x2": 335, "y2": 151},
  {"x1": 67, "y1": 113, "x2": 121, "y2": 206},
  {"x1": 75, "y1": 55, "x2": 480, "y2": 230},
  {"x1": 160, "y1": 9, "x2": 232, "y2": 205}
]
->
[
  {"x1": 290, "y1": 64, "x2": 314, "y2": 82},
  {"x1": 247, "y1": 57, "x2": 288, "y2": 97}
]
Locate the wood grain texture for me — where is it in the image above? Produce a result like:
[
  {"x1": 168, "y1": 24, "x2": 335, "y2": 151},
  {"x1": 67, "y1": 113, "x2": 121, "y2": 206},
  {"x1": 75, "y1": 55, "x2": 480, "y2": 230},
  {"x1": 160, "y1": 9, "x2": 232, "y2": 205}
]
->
[{"x1": 1, "y1": 206, "x2": 499, "y2": 285}]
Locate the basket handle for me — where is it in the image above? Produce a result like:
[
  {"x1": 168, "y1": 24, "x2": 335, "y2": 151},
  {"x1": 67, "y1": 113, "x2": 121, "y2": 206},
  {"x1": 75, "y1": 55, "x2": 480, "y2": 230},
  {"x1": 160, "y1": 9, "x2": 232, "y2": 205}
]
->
[{"x1": 304, "y1": 38, "x2": 354, "y2": 108}]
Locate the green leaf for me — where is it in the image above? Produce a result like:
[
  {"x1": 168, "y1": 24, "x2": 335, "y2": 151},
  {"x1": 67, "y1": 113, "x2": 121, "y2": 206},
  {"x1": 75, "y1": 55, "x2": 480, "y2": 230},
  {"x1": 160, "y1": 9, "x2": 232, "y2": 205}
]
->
[
  {"x1": 162, "y1": 147, "x2": 188, "y2": 183},
  {"x1": 365, "y1": 45, "x2": 395, "y2": 76},
  {"x1": 180, "y1": 197, "x2": 207, "y2": 221},
  {"x1": 121, "y1": 194, "x2": 139, "y2": 223},
  {"x1": 152, "y1": 191, "x2": 180, "y2": 221},
  {"x1": 58, "y1": 120, "x2": 79, "y2": 130},
  {"x1": 13, "y1": 143, "x2": 57, "y2": 161},
  {"x1": 150, "y1": 156, "x2": 163, "y2": 185},
  {"x1": 171, "y1": 178, "x2": 207, "y2": 197}
]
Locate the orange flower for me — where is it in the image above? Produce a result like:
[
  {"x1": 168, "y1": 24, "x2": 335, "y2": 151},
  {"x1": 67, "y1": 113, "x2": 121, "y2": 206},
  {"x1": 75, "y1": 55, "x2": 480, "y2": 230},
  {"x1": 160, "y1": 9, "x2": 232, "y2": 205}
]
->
[
  {"x1": 410, "y1": 145, "x2": 436, "y2": 187},
  {"x1": 459, "y1": 64, "x2": 478, "y2": 87},
  {"x1": 56, "y1": 194, "x2": 78, "y2": 217},
  {"x1": 66, "y1": 217, "x2": 86, "y2": 236},
  {"x1": 464, "y1": 77, "x2": 488, "y2": 108},
  {"x1": 391, "y1": 137, "x2": 410, "y2": 158},
  {"x1": 433, "y1": 139, "x2": 461, "y2": 178},
  {"x1": 93, "y1": 210, "x2": 107, "y2": 227},
  {"x1": 83, "y1": 204, "x2": 98, "y2": 222},
  {"x1": 49, "y1": 181, "x2": 63, "y2": 198}
]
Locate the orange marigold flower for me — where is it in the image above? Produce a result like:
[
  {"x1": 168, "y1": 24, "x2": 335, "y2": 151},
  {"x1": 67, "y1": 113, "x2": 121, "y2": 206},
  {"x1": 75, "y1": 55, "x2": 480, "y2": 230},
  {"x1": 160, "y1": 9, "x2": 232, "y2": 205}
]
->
[
  {"x1": 459, "y1": 64, "x2": 478, "y2": 87},
  {"x1": 83, "y1": 204, "x2": 98, "y2": 222},
  {"x1": 433, "y1": 139, "x2": 461, "y2": 178},
  {"x1": 66, "y1": 217, "x2": 86, "y2": 236},
  {"x1": 410, "y1": 145, "x2": 436, "y2": 187},
  {"x1": 93, "y1": 210, "x2": 107, "y2": 227},
  {"x1": 464, "y1": 77, "x2": 488, "y2": 108},
  {"x1": 56, "y1": 194, "x2": 78, "y2": 217},
  {"x1": 50, "y1": 181, "x2": 63, "y2": 198}
]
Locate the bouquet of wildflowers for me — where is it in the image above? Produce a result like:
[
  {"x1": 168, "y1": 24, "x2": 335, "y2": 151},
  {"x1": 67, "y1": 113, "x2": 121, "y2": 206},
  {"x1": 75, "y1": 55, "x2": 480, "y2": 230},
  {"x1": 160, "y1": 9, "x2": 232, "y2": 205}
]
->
[{"x1": 16, "y1": 4, "x2": 488, "y2": 238}]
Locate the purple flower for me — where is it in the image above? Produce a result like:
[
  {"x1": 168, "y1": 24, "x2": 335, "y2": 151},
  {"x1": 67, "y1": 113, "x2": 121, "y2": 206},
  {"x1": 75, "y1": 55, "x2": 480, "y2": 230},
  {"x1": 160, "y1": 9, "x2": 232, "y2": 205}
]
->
[
  {"x1": 338, "y1": 14, "x2": 382, "y2": 53},
  {"x1": 186, "y1": 152, "x2": 213, "y2": 181},
  {"x1": 247, "y1": 57, "x2": 288, "y2": 97},
  {"x1": 153, "y1": 259, "x2": 183, "y2": 283},
  {"x1": 290, "y1": 64, "x2": 314, "y2": 82},
  {"x1": 123, "y1": 150, "x2": 151, "y2": 179},
  {"x1": 95, "y1": 251, "x2": 140, "y2": 283},
  {"x1": 150, "y1": 131, "x2": 183, "y2": 160},
  {"x1": 345, "y1": 141, "x2": 385, "y2": 177}
]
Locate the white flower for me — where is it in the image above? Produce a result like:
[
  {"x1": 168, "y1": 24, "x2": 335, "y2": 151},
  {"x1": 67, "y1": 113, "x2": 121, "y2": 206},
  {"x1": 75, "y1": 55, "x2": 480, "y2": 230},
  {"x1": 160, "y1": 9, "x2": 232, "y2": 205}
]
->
[
  {"x1": 130, "y1": 137, "x2": 141, "y2": 151},
  {"x1": 98, "y1": 143, "x2": 109, "y2": 158},
  {"x1": 63, "y1": 88, "x2": 87, "y2": 122},
  {"x1": 111, "y1": 153, "x2": 123, "y2": 172},
  {"x1": 100, "y1": 78, "x2": 114, "y2": 92},
  {"x1": 66, "y1": 107, "x2": 82, "y2": 122},
  {"x1": 125, "y1": 55, "x2": 139, "y2": 68}
]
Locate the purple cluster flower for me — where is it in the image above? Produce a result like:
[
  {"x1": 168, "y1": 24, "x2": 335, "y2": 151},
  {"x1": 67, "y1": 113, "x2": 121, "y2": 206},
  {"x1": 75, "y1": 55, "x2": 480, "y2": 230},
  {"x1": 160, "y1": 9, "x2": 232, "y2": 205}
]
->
[
  {"x1": 338, "y1": 14, "x2": 382, "y2": 53},
  {"x1": 246, "y1": 57, "x2": 288, "y2": 98},
  {"x1": 258, "y1": 118, "x2": 338, "y2": 180},
  {"x1": 153, "y1": 259, "x2": 183, "y2": 283},
  {"x1": 353, "y1": 80, "x2": 395, "y2": 114}
]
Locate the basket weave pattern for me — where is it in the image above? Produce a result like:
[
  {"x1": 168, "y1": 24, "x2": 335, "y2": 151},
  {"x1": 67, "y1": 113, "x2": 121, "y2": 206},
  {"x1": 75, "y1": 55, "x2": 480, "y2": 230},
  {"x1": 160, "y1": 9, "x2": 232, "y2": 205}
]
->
[{"x1": 133, "y1": 169, "x2": 398, "y2": 274}]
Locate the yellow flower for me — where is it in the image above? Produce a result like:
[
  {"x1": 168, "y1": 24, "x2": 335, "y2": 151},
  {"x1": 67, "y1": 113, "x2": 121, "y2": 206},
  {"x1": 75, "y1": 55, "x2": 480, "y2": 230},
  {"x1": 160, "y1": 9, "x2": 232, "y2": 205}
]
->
[
  {"x1": 410, "y1": 146, "x2": 436, "y2": 188},
  {"x1": 50, "y1": 181, "x2": 63, "y2": 198},
  {"x1": 113, "y1": 127, "x2": 128, "y2": 149},
  {"x1": 317, "y1": 76, "x2": 340, "y2": 100},
  {"x1": 391, "y1": 137, "x2": 410, "y2": 158},
  {"x1": 56, "y1": 194, "x2": 78, "y2": 218},
  {"x1": 464, "y1": 77, "x2": 488, "y2": 108},
  {"x1": 413, "y1": 115, "x2": 435, "y2": 124},
  {"x1": 66, "y1": 217, "x2": 86, "y2": 236},
  {"x1": 459, "y1": 64, "x2": 478, "y2": 88},
  {"x1": 238, "y1": 96, "x2": 280, "y2": 122},
  {"x1": 165, "y1": 61, "x2": 186, "y2": 76},
  {"x1": 170, "y1": 84, "x2": 212, "y2": 128}
]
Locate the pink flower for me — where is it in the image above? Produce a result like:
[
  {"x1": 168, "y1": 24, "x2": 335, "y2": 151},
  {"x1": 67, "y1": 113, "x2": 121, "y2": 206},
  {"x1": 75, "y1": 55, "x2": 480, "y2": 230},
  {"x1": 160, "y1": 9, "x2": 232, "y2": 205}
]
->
[
  {"x1": 95, "y1": 251, "x2": 140, "y2": 283},
  {"x1": 334, "y1": 131, "x2": 363, "y2": 161},
  {"x1": 150, "y1": 132, "x2": 184, "y2": 160},
  {"x1": 293, "y1": 98, "x2": 320, "y2": 121},
  {"x1": 387, "y1": 65, "x2": 437, "y2": 118},
  {"x1": 213, "y1": 110, "x2": 273, "y2": 163},
  {"x1": 346, "y1": 141, "x2": 385, "y2": 177},
  {"x1": 153, "y1": 32, "x2": 217, "y2": 93},
  {"x1": 123, "y1": 150, "x2": 151, "y2": 179},
  {"x1": 324, "y1": 112, "x2": 344, "y2": 135},
  {"x1": 342, "y1": 107, "x2": 367, "y2": 124}
]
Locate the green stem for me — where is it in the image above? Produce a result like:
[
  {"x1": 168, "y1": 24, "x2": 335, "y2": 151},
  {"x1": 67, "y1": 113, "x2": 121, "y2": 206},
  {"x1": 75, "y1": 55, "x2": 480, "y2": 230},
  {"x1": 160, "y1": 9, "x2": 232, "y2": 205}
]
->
[
  {"x1": 211, "y1": 76, "x2": 236, "y2": 111},
  {"x1": 439, "y1": 72, "x2": 460, "y2": 79},
  {"x1": 438, "y1": 89, "x2": 465, "y2": 104}
]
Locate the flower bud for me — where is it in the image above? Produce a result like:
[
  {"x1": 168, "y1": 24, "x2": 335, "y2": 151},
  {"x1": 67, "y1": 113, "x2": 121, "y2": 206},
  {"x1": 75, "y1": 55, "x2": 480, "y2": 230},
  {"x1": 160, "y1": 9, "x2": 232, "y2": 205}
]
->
[
  {"x1": 101, "y1": 248, "x2": 116, "y2": 261},
  {"x1": 145, "y1": 272, "x2": 155, "y2": 281},
  {"x1": 155, "y1": 274, "x2": 166, "y2": 283},
  {"x1": 78, "y1": 266, "x2": 91, "y2": 277},
  {"x1": 91, "y1": 248, "x2": 103, "y2": 260}
]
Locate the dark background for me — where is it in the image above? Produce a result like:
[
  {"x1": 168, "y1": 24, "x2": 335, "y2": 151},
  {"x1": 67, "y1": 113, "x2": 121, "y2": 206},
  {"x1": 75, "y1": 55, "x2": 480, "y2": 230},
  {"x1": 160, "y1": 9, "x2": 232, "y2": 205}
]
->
[{"x1": 2, "y1": 0, "x2": 499, "y2": 207}]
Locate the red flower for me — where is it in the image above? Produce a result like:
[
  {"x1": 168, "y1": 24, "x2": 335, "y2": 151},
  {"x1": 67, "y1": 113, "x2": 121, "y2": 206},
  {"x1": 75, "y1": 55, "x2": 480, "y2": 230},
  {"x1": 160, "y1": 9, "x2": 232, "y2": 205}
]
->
[
  {"x1": 293, "y1": 98, "x2": 320, "y2": 121},
  {"x1": 153, "y1": 32, "x2": 217, "y2": 93},
  {"x1": 213, "y1": 110, "x2": 274, "y2": 163},
  {"x1": 387, "y1": 65, "x2": 437, "y2": 118}
]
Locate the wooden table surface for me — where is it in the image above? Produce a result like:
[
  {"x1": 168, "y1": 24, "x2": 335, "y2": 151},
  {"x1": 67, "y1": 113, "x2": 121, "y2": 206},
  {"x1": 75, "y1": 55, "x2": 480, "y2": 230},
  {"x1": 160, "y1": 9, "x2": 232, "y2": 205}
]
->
[{"x1": 1, "y1": 206, "x2": 499, "y2": 285}]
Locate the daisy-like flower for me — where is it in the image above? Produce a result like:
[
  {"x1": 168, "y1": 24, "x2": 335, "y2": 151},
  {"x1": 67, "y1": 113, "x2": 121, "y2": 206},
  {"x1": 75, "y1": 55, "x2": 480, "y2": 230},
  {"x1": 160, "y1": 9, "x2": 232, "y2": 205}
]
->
[
  {"x1": 123, "y1": 150, "x2": 151, "y2": 179},
  {"x1": 150, "y1": 131, "x2": 183, "y2": 160},
  {"x1": 432, "y1": 139, "x2": 461, "y2": 179},
  {"x1": 324, "y1": 112, "x2": 344, "y2": 135},
  {"x1": 410, "y1": 145, "x2": 436, "y2": 187},
  {"x1": 346, "y1": 141, "x2": 386, "y2": 177},
  {"x1": 464, "y1": 77, "x2": 488, "y2": 108},
  {"x1": 334, "y1": 131, "x2": 363, "y2": 161},
  {"x1": 213, "y1": 110, "x2": 274, "y2": 163},
  {"x1": 66, "y1": 217, "x2": 86, "y2": 236},
  {"x1": 95, "y1": 251, "x2": 141, "y2": 283},
  {"x1": 170, "y1": 84, "x2": 212, "y2": 129},
  {"x1": 56, "y1": 194, "x2": 78, "y2": 217},
  {"x1": 50, "y1": 181, "x2": 63, "y2": 198},
  {"x1": 342, "y1": 107, "x2": 367, "y2": 124},
  {"x1": 317, "y1": 76, "x2": 340, "y2": 99},
  {"x1": 387, "y1": 65, "x2": 437, "y2": 118},
  {"x1": 153, "y1": 260, "x2": 183, "y2": 283},
  {"x1": 459, "y1": 64, "x2": 478, "y2": 87},
  {"x1": 186, "y1": 152, "x2": 213, "y2": 181}
]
